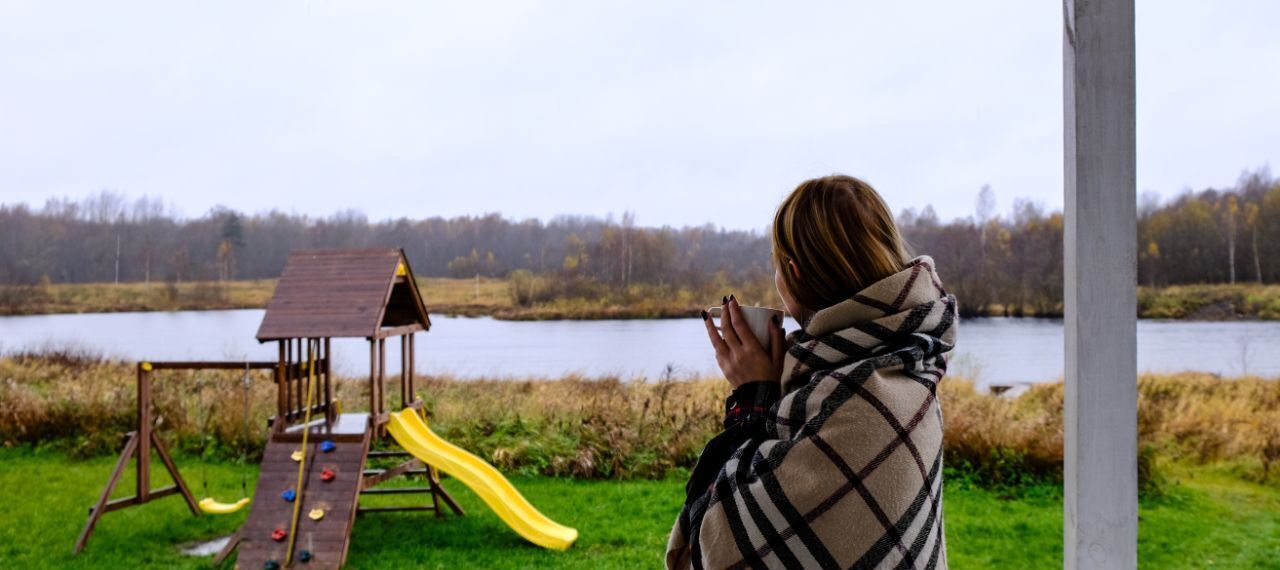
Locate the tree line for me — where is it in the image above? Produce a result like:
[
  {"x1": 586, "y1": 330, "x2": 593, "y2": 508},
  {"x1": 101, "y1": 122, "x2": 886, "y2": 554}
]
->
[
  {"x1": 0, "y1": 195, "x2": 770, "y2": 288},
  {"x1": 1, "y1": 166, "x2": 1275, "y2": 316}
]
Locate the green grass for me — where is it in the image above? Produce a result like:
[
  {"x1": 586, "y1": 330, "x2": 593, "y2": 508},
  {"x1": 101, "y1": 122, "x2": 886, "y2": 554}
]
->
[
  {"x1": 945, "y1": 471, "x2": 1280, "y2": 569},
  {"x1": 0, "y1": 447, "x2": 676, "y2": 569},
  {"x1": 2, "y1": 449, "x2": 1278, "y2": 569}
]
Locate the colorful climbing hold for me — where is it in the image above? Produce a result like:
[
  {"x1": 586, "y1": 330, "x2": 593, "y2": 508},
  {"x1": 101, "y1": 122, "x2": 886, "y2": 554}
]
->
[
  {"x1": 271, "y1": 528, "x2": 287, "y2": 542},
  {"x1": 281, "y1": 488, "x2": 296, "y2": 502},
  {"x1": 291, "y1": 449, "x2": 305, "y2": 462},
  {"x1": 320, "y1": 468, "x2": 336, "y2": 482},
  {"x1": 308, "y1": 508, "x2": 325, "y2": 521},
  {"x1": 320, "y1": 440, "x2": 335, "y2": 453},
  {"x1": 264, "y1": 560, "x2": 281, "y2": 570},
  {"x1": 298, "y1": 550, "x2": 313, "y2": 563}
]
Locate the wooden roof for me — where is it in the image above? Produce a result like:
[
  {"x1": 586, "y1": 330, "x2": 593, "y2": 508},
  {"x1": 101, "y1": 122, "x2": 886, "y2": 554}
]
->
[{"x1": 256, "y1": 248, "x2": 431, "y2": 341}]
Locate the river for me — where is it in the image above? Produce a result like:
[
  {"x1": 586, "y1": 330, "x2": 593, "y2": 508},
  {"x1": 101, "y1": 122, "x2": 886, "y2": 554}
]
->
[{"x1": 2, "y1": 310, "x2": 1278, "y2": 387}]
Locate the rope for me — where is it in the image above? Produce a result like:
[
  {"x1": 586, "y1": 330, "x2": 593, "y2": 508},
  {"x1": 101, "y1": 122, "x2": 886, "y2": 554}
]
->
[
  {"x1": 194, "y1": 372, "x2": 210, "y2": 495},
  {"x1": 241, "y1": 361, "x2": 251, "y2": 496},
  {"x1": 285, "y1": 340, "x2": 319, "y2": 567}
]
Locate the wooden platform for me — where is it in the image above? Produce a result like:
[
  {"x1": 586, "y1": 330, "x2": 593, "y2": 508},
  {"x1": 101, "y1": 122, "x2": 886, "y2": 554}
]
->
[{"x1": 233, "y1": 414, "x2": 372, "y2": 570}]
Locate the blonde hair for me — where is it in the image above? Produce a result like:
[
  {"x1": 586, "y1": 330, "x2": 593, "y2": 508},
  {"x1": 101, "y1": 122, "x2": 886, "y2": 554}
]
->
[{"x1": 771, "y1": 175, "x2": 911, "y2": 312}]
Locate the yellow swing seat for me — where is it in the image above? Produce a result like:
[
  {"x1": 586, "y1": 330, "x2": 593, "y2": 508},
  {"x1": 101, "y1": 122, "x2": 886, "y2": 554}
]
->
[{"x1": 198, "y1": 497, "x2": 251, "y2": 514}]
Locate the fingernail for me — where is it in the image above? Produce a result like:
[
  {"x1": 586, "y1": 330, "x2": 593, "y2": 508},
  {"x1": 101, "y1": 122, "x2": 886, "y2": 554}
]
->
[
  {"x1": 700, "y1": 309, "x2": 709, "y2": 320},
  {"x1": 729, "y1": 294, "x2": 736, "y2": 302},
  {"x1": 722, "y1": 295, "x2": 728, "y2": 304}
]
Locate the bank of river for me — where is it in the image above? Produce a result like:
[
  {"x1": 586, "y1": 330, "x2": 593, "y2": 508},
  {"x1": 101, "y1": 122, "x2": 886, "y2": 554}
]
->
[{"x1": 6, "y1": 280, "x2": 1280, "y2": 321}]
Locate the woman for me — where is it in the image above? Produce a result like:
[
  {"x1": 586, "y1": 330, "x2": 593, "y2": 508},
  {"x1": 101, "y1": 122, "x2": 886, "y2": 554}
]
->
[{"x1": 667, "y1": 175, "x2": 957, "y2": 569}]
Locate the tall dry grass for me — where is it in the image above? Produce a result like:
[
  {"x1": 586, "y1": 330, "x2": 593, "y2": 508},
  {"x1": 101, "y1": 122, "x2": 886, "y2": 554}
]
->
[
  {"x1": 2, "y1": 351, "x2": 1278, "y2": 487},
  {"x1": 1138, "y1": 282, "x2": 1280, "y2": 320},
  {"x1": 417, "y1": 372, "x2": 727, "y2": 478},
  {"x1": 0, "y1": 279, "x2": 276, "y2": 315}
]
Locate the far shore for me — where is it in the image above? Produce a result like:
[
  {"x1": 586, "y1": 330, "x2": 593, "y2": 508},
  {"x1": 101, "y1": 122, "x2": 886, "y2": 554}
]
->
[{"x1": 3, "y1": 278, "x2": 1279, "y2": 321}]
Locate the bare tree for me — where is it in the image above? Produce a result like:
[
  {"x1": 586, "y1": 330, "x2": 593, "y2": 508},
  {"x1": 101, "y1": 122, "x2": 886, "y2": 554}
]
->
[
  {"x1": 621, "y1": 210, "x2": 636, "y2": 285},
  {"x1": 1245, "y1": 202, "x2": 1262, "y2": 282},
  {"x1": 975, "y1": 185, "x2": 996, "y2": 248},
  {"x1": 1223, "y1": 194, "x2": 1239, "y2": 284}
]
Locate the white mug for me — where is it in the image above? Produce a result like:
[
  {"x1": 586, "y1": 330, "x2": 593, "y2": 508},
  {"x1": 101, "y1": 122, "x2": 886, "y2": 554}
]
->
[{"x1": 707, "y1": 305, "x2": 785, "y2": 349}]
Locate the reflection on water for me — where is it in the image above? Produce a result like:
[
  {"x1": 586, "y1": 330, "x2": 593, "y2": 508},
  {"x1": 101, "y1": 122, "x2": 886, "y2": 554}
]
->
[{"x1": 2, "y1": 310, "x2": 1279, "y2": 386}]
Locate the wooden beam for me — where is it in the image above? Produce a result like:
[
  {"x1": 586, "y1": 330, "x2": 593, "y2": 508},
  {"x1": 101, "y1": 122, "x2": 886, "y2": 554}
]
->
[
  {"x1": 74, "y1": 432, "x2": 139, "y2": 554},
  {"x1": 1063, "y1": 0, "x2": 1137, "y2": 568},
  {"x1": 361, "y1": 458, "x2": 423, "y2": 489},
  {"x1": 372, "y1": 323, "x2": 424, "y2": 339},
  {"x1": 212, "y1": 531, "x2": 241, "y2": 565},
  {"x1": 360, "y1": 487, "x2": 436, "y2": 495},
  {"x1": 143, "y1": 361, "x2": 276, "y2": 370},
  {"x1": 357, "y1": 505, "x2": 440, "y2": 514},
  {"x1": 99, "y1": 485, "x2": 181, "y2": 514},
  {"x1": 363, "y1": 467, "x2": 431, "y2": 476},
  {"x1": 151, "y1": 432, "x2": 200, "y2": 516},
  {"x1": 272, "y1": 359, "x2": 329, "y2": 382},
  {"x1": 429, "y1": 465, "x2": 465, "y2": 517}
]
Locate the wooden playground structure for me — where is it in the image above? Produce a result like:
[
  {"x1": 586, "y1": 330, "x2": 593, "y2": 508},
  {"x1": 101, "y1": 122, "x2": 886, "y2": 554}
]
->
[{"x1": 75, "y1": 249, "x2": 467, "y2": 568}]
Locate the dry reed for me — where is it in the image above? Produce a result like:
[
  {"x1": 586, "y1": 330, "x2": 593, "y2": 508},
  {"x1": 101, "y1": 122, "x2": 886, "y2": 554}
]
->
[{"x1": 3, "y1": 350, "x2": 1277, "y2": 486}]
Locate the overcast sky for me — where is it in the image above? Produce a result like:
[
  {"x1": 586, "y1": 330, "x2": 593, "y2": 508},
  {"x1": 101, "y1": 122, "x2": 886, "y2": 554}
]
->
[{"x1": 1, "y1": 1, "x2": 1276, "y2": 231}]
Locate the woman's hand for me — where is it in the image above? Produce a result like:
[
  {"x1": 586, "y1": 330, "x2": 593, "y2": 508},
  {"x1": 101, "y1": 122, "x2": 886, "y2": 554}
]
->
[{"x1": 703, "y1": 295, "x2": 787, "y2": 389}]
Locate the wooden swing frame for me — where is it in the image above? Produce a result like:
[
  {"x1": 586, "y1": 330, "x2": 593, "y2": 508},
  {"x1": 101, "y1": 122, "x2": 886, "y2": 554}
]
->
[{"x1": 73, "y1": 360, "x2": 276, "y2": 555}]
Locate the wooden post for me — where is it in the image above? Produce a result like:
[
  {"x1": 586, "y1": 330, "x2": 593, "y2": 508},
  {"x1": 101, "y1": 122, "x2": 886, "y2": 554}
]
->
[
  {"x1": 277, "y1": 340, "x2": 287, "y2": 430},
  {"x1": 324, "y1": 337, "x2": 333, "y2": 421},
  {"x1": 378, "y1": 337, "x2": 387, "y2": 434},
  {"x1": 369, "y1": 339, "x2": 378, "y2": 429},
  {"x1": 400, "y1": 334, "x2": 408, "y2": 409},
  {"x1": 305, "y1": 338, "x2": 313, "y2": 418},
  {"x1": 295, "y1": 338, "x2": 304, "y2": 419},
  {"x1": 136, "y1": 364, "x2": 151, "y2": 501},
  {"x1": 287, "y1": 339, "x2": 294, "y2": 421},
  {"x1": 408, "y1": 333, "x2": 416, "y2": 404},
  {"x1": 1063, "y1": 0, "x2": 1137, "y2": 568}
]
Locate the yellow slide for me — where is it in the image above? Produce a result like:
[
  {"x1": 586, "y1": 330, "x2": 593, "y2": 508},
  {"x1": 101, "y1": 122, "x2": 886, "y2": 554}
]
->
[{"x1": 387, "y1": 408, "x2": 579, "y2": 551}]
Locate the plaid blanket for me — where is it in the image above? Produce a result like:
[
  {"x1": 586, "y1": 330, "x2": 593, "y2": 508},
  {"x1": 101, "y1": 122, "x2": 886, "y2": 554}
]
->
[{"x1": 667, "y1": 256, "x2": 958, "y2": 569}]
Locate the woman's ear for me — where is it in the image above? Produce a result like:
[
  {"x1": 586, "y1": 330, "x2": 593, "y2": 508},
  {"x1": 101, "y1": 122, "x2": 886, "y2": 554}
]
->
[{"x1": 788, "y1": 259, "x2": 801, "y2": 280}]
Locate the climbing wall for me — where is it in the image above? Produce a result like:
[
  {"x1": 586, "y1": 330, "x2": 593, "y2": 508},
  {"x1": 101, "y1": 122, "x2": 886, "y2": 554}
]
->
[{"x1": 235, "y1": 414, "x2": 371, "y2": 570}]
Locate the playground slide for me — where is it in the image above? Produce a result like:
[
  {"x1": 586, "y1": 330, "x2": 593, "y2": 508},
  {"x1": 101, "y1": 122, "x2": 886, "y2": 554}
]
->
[{"x1": 387, "y1": 408, "x2": 579, "y2": 551}]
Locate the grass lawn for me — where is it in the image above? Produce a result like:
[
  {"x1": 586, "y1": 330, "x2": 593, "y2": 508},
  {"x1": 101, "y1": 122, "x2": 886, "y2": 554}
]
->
[{"x1": 2, "y1": 449, "x2": 1277, "y2": 569}]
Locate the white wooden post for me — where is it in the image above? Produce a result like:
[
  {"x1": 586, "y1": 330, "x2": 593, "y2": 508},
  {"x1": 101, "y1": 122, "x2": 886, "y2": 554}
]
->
[{"x1": 1063, "y1": 0, "x2": 1137, "y2": 568}]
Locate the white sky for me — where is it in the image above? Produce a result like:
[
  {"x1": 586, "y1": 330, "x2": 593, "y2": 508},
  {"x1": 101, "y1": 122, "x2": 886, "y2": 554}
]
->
[{"x1": 1, "y1": 1, "x2": 1276, "y2": 231}]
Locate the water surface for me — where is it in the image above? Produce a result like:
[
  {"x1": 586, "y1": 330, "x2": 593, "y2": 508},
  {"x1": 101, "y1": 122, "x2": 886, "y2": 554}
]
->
[{"x1": 2, "y1": 310, "x2": 1278, "y2": 386}]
